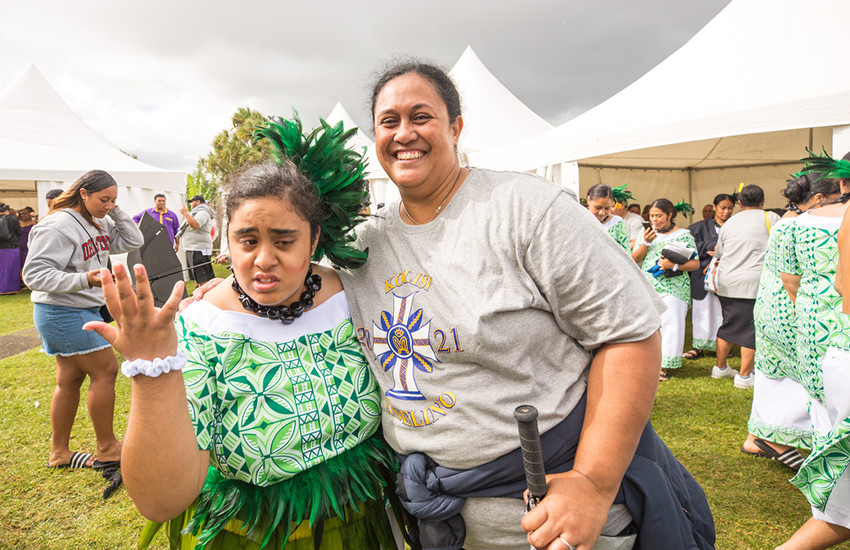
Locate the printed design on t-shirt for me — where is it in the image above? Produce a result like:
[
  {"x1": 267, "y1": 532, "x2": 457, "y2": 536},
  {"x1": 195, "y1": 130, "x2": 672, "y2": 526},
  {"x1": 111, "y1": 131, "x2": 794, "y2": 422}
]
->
[
  {"x1": 372, "y1": 291, "x2": 439, "y2": 401},
  {"x1": 82, "y1": 235, "x2": 110, "y2": 261}
]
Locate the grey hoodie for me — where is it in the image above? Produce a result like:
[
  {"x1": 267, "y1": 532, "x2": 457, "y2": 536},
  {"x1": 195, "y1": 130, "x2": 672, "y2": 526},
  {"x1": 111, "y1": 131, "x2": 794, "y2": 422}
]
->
[{"x1": 23, "y1": 206, "x2": 144, "y2": 308}]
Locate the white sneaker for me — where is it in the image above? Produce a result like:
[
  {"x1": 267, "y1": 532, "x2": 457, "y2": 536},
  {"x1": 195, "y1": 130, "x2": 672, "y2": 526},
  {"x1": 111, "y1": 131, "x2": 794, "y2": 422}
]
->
[
  {"x1": 711, "y1": 365, "x2": 738, "y2": 379},
  {"x1": 734, "y1": 373, "x2": 755, "y2": 389}
]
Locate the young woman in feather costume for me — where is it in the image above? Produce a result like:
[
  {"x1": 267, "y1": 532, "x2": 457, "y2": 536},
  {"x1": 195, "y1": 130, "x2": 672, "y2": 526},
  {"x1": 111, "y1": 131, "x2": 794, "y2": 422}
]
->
[{"x1": 85, "y1": 119, "x2": 407, "y2": 549}]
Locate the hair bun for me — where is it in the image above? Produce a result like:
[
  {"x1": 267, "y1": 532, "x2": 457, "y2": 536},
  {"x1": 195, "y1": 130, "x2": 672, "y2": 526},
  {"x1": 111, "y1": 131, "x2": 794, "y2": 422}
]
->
[{"x1": 781, "y1": 176, "x2": 810, "y2": 204}]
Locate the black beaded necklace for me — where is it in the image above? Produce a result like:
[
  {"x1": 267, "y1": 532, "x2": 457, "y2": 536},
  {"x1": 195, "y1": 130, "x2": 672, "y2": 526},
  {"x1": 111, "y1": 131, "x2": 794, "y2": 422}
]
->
[{"x1": 231, "y1": 266, "x2": 322, "y2": 325}]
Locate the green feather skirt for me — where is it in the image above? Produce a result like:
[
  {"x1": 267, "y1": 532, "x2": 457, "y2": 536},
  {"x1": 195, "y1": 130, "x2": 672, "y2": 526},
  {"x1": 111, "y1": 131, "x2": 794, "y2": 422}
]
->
[{"x1": 139, "y1": 436, "x2": 408, "y2": 550}]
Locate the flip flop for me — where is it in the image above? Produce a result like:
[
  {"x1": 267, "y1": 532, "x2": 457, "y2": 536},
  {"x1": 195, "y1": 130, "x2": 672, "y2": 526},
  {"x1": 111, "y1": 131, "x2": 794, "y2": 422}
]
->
[
  {"x1": 753, "y1": 438, "x2": 805, "y2": 472},
  {"x1": 48, "y1": 451, "x2": 94, "y2": 469},
  {"x1": 659, "y1": 370, "x2": 669, "y2": 382}
]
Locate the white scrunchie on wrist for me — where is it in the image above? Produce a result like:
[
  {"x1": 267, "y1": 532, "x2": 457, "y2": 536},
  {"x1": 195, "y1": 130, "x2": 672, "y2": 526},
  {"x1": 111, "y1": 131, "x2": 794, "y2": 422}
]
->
[{"x1": 121, "y1": 352, "x2": 187, "y2": 378}]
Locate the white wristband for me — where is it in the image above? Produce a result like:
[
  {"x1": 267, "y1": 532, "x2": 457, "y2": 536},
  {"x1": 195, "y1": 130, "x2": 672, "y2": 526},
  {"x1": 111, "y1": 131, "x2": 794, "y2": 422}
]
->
[
  {"x1": 121, "y1": 352, "x2": 187, "y2": 378},
  {"x1": 673, "y1": 264, "x2": 679, "y2": 272}
]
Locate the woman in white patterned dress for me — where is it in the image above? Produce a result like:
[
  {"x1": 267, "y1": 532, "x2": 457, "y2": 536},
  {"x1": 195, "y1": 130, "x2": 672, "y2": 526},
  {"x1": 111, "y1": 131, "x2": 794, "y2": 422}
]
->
[
  {"x1": 741, "y1": 173, "x2": 839, "y2": 470},
  {"x1": 586, "y1": 183, "x2": 631, "y2": 252},
  {"x1": 632, "y1": 199, "x2": 699, "y2": 380},
  {"x1": 777, "y1": 152, "x2": 850, "y2": 549}
]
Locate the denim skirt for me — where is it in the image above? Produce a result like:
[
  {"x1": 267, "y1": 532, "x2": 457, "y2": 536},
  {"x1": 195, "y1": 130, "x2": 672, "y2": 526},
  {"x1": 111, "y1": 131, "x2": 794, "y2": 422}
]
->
[{"x1": 33, "y1": 303, "x2": 111, "y2": 357}]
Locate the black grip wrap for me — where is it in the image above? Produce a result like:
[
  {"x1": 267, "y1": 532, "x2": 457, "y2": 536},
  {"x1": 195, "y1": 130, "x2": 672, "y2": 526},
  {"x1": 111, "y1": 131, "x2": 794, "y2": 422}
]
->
[{"x1": 514, "y1": 405, "x2": 548, "y2": 501}]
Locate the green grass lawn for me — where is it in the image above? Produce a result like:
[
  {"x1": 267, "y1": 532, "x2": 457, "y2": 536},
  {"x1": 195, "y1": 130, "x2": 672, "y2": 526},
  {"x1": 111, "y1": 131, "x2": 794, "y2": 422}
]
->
[
  {"x1": 0, "y1": 291, "x2": 38, "y2": 336},
  {"x1": 1, "y1": 273, "x2": 848, "y2": 549}
]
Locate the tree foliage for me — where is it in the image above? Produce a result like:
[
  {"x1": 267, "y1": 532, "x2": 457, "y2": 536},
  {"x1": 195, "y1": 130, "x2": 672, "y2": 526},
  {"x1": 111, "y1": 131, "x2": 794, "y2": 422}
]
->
[
  {"x1": 184, "y1": 107, "x2": 271, "y2": 250},
  {"x1": 203, "y1": 106, "x2": 271, "y2": 187}
]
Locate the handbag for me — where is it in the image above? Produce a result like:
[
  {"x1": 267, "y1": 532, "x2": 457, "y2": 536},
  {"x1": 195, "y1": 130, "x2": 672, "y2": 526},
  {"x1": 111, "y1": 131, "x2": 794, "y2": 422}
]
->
[{"x1": 704, "y1": 256, "x2": 719, "y2": 293}]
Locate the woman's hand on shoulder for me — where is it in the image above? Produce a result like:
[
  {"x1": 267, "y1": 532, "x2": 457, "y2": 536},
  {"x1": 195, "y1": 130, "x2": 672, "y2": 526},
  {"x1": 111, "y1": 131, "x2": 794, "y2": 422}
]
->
[
  {"x1": 84, "y1": 264, "x2": 183, "y2": 361},
  {"x1": 521, "y1": 470, "x2": 612, "y2": 550}
]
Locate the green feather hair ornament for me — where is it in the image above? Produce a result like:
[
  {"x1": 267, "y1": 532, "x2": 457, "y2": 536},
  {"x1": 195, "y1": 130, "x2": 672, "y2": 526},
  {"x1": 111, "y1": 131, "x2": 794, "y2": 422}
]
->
[
  {"x1": 611, "y1": 184, "x2": 634, "y2": 207},
  {"x1": 728, "y1": 182, "x2": 745, "y2": 204},
  {"x1": 800, "y1": 147, "x2": 850, "y2": 181},
  {"x1": 253, "y1": 114, "x2": 370, "y2": 269},
  {"x1": 673, "y1": 200, "x2": 695, "y2": 217}
]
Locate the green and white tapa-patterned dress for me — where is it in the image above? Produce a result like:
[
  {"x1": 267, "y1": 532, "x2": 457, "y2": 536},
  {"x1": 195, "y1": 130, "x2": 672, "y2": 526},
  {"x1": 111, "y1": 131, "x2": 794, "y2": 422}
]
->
[
  {"x1": 748, "y1": 218, "x2": 812, "y2": 449},
  {"x1": 637, "y1": 228, "x2": 697, "y2": 369},
  {"x1": 602, "y1": 214, "x2": 630, "y2": 252},
  {"x1": 164, "y1": 291, "x2": 399, "y2": 549},
  {"x1": 781, "y1": 212, "x2": 850, "y2": 515}
]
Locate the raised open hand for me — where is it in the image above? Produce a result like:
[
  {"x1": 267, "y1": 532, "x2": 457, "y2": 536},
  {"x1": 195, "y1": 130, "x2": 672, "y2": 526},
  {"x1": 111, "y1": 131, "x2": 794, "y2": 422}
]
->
[{"x1": 83, "y1": 264, "x2": 184, "y2": 362}]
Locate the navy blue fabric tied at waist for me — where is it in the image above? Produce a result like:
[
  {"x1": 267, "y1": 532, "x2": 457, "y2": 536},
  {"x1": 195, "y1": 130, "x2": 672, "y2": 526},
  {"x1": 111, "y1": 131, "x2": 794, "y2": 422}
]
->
[
  {"x1": 396, "y1": 393, "x2": 587, "y2": 550},
  {"x1": 395, "y1": 390, "x2": 716, "y2": 550}
]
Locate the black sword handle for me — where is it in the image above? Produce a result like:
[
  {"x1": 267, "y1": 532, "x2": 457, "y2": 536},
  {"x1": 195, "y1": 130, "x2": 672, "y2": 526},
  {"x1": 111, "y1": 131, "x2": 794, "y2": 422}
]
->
[{"x1": 514, "y1": 404, "x2": 548, "y2": 509}]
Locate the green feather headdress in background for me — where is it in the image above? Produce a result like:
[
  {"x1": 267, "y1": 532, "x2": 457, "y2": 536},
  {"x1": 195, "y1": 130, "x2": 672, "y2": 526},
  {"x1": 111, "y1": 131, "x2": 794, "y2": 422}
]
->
[
  {"x1": 800, "y1": 147, "x2": 850, "y2": 180},
  {"x1": 673, "y1": 200, "x2": 695, "y2": 217},
  {"x1": 611, "y1": 184, "x2": 634, "y2": 206},
  {"x1": 254, "y1": 114, "x2": 370, "y2": 269}
]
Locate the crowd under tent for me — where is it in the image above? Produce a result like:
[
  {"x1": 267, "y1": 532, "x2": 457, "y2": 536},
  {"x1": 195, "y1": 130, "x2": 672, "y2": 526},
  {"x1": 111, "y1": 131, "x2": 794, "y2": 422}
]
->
[
  {"x1": 468, "y1": 0, "x2": 850, "y2": 218},
  {"x1": 0, "y1": 64, "x2": 186, "y2": 221}
]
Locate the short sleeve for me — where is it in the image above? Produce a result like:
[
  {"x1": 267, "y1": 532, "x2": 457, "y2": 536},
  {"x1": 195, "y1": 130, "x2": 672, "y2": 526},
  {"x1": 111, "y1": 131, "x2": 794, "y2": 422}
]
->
[
  {"x1": 778, "y1": 222, "x2": 801, "y2": 276},
  {"x1": 194, "y1": 209, "x2": 211, "y2": 227},
  {"x1": 176, "y1": 314, "x2": 217, "y2": 450},
  {"x1": 523, "y1": 192, "x2": 664, "y2": 351}
]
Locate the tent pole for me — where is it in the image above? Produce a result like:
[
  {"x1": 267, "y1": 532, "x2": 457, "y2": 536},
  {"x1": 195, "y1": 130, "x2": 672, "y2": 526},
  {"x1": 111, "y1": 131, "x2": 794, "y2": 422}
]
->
[{"x1": 687, "y1": 168, "x2": 693, "y2": 225}]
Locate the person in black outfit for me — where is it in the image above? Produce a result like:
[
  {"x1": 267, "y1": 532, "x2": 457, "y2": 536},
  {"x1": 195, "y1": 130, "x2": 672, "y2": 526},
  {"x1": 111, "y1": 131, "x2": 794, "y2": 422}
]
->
[
  {"x1": 684, "y1": 194, "x2": 736, "y2": 359},
  {"x1": 0, "y1": 203, "x2": 23, "y2": 294}
]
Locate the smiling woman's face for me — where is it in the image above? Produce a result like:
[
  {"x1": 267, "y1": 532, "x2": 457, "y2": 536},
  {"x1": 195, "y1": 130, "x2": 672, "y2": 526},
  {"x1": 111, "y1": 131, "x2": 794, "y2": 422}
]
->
[
  {"x1": 228, "y1": 196, "x2": 317, "y2": 307},
  {"x1": 373, "y1": 73, "x2": 462, "y2": 198},
  {"x1": 587, "y1": 196, "x2": 614, "y2": 222}
]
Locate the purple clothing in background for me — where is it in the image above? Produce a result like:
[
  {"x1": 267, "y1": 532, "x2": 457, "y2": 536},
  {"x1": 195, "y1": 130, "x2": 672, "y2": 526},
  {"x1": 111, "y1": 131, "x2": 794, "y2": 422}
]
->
[
  {"x1": 0, "y1": 248, "x2": 21, "y2": 293},
  {"x1": 133, "y1": 208, "x2": 180, "y2": 244}
]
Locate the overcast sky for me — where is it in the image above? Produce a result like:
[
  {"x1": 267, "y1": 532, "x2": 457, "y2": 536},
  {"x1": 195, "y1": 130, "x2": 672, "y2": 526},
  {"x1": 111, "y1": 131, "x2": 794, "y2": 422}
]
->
[{"x1": 0, "y1": 0, "x2": 732, "y2": 171}]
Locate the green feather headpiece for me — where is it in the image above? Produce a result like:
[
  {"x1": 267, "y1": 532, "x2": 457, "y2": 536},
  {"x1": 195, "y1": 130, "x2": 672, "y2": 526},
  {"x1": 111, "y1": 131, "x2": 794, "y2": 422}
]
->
[
  {"x1": 254, "y1": 114, "x2": 370, "y2": 269},
  {"x1": 800, "y1": 147, "x2": 850, "y2": 180},
  {"x1": 673, "y1": 200, "x2": 695, "y2": 217},
  {"x1": 611, "y1": 184, "x2": 634, "y2": 206}
]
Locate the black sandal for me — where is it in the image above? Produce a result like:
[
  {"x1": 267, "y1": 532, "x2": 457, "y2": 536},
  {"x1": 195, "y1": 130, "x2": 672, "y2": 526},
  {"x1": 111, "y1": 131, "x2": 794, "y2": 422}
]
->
[{"x1": 683, "y1": 349, "x2": 705, "y2": 360}]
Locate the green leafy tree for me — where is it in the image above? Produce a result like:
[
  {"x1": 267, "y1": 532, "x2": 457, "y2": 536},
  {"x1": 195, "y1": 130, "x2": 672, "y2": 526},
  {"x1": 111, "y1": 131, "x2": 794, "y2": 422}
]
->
[
  {"x1": 185, "y1": 107, "x2": 271, "y2": 250},
  {"x1": 203, "y1": 107, "x2": 271, "y2": 187}
]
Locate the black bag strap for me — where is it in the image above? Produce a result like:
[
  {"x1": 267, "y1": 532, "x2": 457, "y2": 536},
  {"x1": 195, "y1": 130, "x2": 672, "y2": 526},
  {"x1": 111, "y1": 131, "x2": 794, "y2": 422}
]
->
[{"x1": 63, "y1": 210, "x2": 104, "y2": 267}]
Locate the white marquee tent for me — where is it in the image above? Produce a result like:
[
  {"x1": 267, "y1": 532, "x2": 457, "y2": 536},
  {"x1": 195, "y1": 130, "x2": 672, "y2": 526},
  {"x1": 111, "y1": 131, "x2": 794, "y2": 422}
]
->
[
  {"x1": 449, "y1": 46, "x2": 553, "y2": 156},
  {"x1": 0, "y1": 64, "x2": 186, "y2": 218},
  {"x1": 468, "y1": 0, "x2": 850, "y2": 214}
]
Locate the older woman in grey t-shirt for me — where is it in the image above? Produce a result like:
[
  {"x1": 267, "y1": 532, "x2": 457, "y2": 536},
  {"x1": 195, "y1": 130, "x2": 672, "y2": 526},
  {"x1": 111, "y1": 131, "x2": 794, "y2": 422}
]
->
[{"x1": 712, "y1": 185, "x2": 780, "y2": 388}]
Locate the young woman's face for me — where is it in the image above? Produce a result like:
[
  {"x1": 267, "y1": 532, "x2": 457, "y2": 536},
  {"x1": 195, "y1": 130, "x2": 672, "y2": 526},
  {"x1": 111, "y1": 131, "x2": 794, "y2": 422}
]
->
[
  {"x1": 714, "y1": 199, "x2": 735, "y2": 222},
  {"x1": 587, "y1": 196, "x2": 614, "y2": 222},
  {"x1": 373, "y1": 73, "x2": 463, "y2": 196},
  {"x1": 228, "y1": 196, "x2": 318, "y2": 307},
  {"x1": 81, "y1": 186, "x2": 117, "y2": 218},
  {"x1": 649, "y1": 206, "x2": 672, "y2": 230}
]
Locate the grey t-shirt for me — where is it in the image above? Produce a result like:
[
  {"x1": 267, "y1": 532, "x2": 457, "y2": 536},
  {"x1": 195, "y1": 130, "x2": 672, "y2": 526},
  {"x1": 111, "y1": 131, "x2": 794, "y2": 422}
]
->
[
  {"x1": 715, "y1": 208, "x2": 780, "y2": 299},
  {"x1": 339, "y1": 169, "x2": 664, "y2": 548},
  {"x1": 182, "y1": 204, "x2": 214, "y2": 251},
  {"x1": 340, "y1": 168, "x2": 663, "y2": 461}
]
